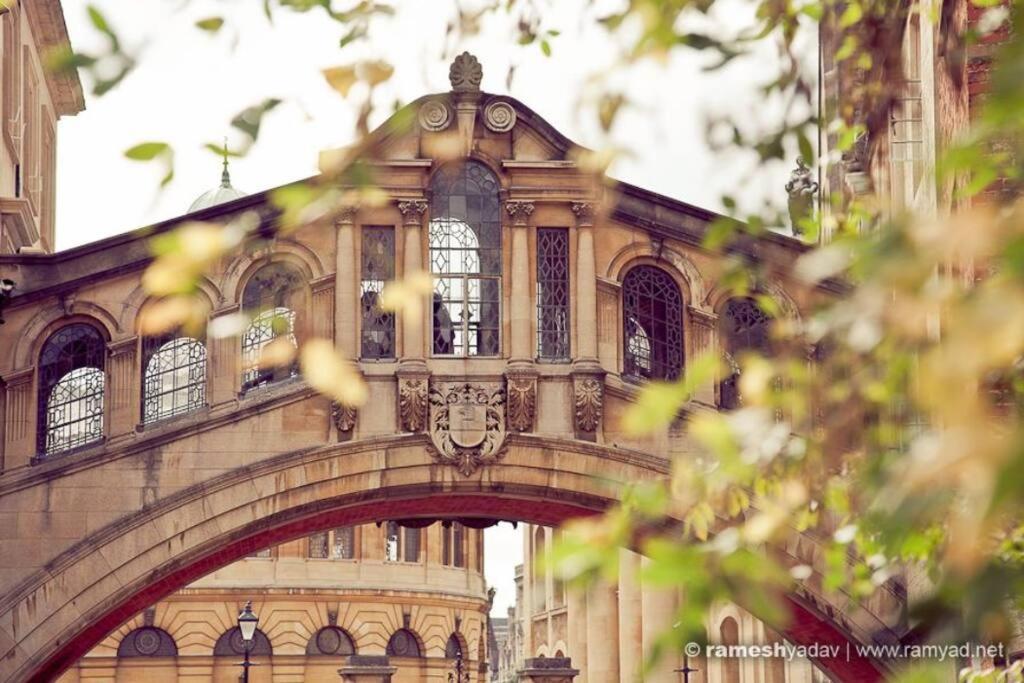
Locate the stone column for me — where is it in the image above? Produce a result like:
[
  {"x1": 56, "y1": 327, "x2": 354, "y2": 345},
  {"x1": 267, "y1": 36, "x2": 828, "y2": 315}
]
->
[
  {"x1": 107, "y1": 337, "x2": 139, "y2": 440},
  {"x1": 687, "y1": 307, "x2": 718, "y2": 406},
  {"x1": 586, "y1": 580, "x2": 619, "y2": 683},
  {"x1": 335, "y1": 206, "x2": 358, "y2": 356},
  {"x1": 641, "y1": 558, "x2": 679, "y2": 683},
  {"x1": 396, "y1": 200, "x2": 430, "y2": 434},
  {"x1": 1, "y1": 368, "x2": 34, "y2": 470},
  {"x1": 208, "y1": 305, "x2": 240, "y2": 408},
  {"x1": 566, "y1": 586, "x2": 588, "y2": 683},
  {"x1": 518, "y1": 657, "x2": 579, "y2": 683},
  {"x1": 618, "y1": 550, "x2": 642, "y2": 683},
  {"x1": 570, "y1": 202, "x2": 605, "y2": 440},
  {"x1": 505, "y1": 200, "x2": 538, "y2": 433},
  {"x1": 338, "y1": 655, "x2": 397, "y2": 683}
]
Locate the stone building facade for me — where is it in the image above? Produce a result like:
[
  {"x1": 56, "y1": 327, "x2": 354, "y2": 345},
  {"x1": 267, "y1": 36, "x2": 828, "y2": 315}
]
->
[
  {"x1": 0, "y1": 0, "x2": 84, "y2": 255},
  {"x1": 0, "y1": 23, "x2": 901, "y2": 683}
]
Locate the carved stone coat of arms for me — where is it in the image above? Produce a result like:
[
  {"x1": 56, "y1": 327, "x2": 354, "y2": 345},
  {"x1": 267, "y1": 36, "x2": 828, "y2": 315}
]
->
[{"x1": 428, "y1": 383, "x2": 507, "y2": 475}]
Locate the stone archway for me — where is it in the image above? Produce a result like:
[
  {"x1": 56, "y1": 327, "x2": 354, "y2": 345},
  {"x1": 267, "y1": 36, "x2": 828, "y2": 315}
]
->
[{"x1": 0, "y1": 435, "x2": 886, "y2": 683}]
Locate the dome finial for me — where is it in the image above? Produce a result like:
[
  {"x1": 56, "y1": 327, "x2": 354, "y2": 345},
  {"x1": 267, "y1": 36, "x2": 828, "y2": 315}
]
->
[{"x1": 220, "y1": 137, "x2": 231, "y2": 188}]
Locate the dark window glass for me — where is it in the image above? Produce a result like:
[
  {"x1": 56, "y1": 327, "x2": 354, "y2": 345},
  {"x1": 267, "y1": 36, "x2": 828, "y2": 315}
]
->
[
  {"x1": 386, "y1": 629, "x2": 422, "y2": 658},
  {"x1": 385, "y1": 521, "x2": 400, "y2": 562},
  {"x1": 37, "y1": 323, "x2": 106, "y2": 456},
  {"x1": 213, "y1": 627, "x2": 272, "y2": 656},
  {"x1": 430, "y1": 161, "x2": 502, "y2": 356},
  {"x1": 445, "y1": 634, "x2": 462, "y2": 659},
  {"x1": 141, "y1": 334, "x2": 206, "y2": 424},
  {"x1": 404, "y1": 527, "x2": 421, "y2": 563},
  {"x1": 307, "y1": 627, "x2": 355, "y2": 656},
  {"x1": 117, "y1": 627, "x2": 178, "y2": 658},
  {"x1": 453, "y1": 522, "x2": 465, "y2": 568},
  {"x1": 361, "y1": 227, "x2": 396, "y2": 359},
  {"x1": 241, "y1": 262, "x2": 304, "y2": 391},
  {"x1": 719, "y1": 297, "x2": 772, "y2": 410},
  {"x1": 622, "y1": 266, "x2": 684, "y2": 381},
  {"x1": 536, "y1": 228, "x2": 570, "y2": 360}
]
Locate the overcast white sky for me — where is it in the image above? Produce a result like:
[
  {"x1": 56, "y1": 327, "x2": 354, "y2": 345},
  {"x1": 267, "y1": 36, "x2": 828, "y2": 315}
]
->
[{"x1": 54, "y1": 0, "x2": 814, "y2": 616}]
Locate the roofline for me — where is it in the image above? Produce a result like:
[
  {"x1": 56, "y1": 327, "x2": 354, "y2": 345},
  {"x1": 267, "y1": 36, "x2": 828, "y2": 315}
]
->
[{"x1": 28, "y1": 0, "x2": 86, "y2": 117}]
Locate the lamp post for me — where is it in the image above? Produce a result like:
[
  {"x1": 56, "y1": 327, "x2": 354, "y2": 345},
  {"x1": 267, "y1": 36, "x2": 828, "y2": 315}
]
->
[
  {"x1": 673, "y1": 654, "x2": 700, "y2": 683},
  {"x1": 448, "y1": 644, "x2": 471, "y2": 683},
  {"x1": 237, "y1": 601, "x2": 259, "y2": 683}
]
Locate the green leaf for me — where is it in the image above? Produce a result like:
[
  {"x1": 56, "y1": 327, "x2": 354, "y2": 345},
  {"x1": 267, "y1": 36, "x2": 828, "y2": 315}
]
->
[
  {"x1": 195, "y1": 17, "x2": 225, "y2": 33},
  {"x1": 540, "y1": 39, "x2": 552, "y2": 57},
  {"x1": 124, "y1": 142, "x2": 170, "y2": 161}
]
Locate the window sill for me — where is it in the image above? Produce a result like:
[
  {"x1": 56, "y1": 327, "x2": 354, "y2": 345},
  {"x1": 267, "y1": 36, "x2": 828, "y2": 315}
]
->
[
  {"x1": 137, "y1": 404, "x2": 211, "y2": 432},
  {"x1": 31, "y1": 437, "x2": 107, "y2": 465}
]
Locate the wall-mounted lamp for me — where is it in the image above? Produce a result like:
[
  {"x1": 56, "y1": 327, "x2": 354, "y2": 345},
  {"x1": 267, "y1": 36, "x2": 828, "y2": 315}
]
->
[{"x1": 0, "y1": 278, "x2": 16, "y2": 325}]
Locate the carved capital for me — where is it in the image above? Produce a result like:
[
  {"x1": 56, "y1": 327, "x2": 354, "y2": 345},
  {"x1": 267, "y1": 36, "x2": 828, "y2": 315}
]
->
[
  {"x1": 398, "y1": 377, "x2": 429, "y2": 432},
  {"x1": 505, "y1": 373, "x2": 537, "y2": 433},
  {"x1": 336, "y1": 205, "x2": 358, "y2": 226},
  {"x1": 571, "y1": 202, "x2": 596, "y2": 227},
  {"x1": 573, "y1": 375, "x2": 604, "y2": 434},
  {"x1": 687, "y1": 306, "x2": 718, "y2": 328},
  {"x1": 505, "y1": 201, "x2": 535, "y2": 227},
  {"x1": 397, "y1": 200, "x2": 428, "y2": 227},
  {"x1": 331, "y1": 401, "x2": 357, "y2": 436},
  {"x1": 108, "y1": 337, "x2": 138, "y2": 357}
]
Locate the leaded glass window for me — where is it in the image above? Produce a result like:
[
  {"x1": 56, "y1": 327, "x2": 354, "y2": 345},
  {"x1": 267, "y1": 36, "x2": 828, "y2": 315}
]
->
[
  {"x1": 307, "y1": 627, "x2": 355, "y2": 656},
  {"x1": 361, "y1": 227, "x2": 395, "y2": 359},
  {"x1": 141, "y1": 335, "x2": 206, "y2": 424},
  {"x1": 117, "y1": 627, "x2": 178, "y2": 658},
  {"x1": 536, "y1": 228, "x2": 570, "y2": 360},
  {"x1": 441, "y1": 521, "x2": 466, "y2": 567},
  {"x1": 622, "y1": 266, "x2": 684, "y2": 381},
  {"x1": 386, "y1": 629, "x2": 422, "y2": 658},
  {"x1": 37, "y1": 323, "x2": 106, "y2": 456},
  {"x1": 385, "y1": 522, "x2": 420, "y2": 562},
  {"x1": 719, "y1": 297, "x2": 772, "y2": 410},
  {"x1": 241, "y1": 262, "x2": 304, "y2": 391},
  {"x1": 213, "y1": 627, "x2": 272, "y2": 656},
  {"x1": 309, "y1": 527, "x2": 356, "y2": 559},
  {"x1": 429, "y1": 161, "x2": 502, "y2": 357}
]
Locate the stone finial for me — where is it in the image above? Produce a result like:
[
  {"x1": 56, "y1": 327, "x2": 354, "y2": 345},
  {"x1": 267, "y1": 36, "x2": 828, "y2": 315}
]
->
[
  {"x1": 785, "y1": 157, "x2": 819, "y2": 236},
  {"x1": 449, "y1": 52, "x2": 483, "y2": 93}
]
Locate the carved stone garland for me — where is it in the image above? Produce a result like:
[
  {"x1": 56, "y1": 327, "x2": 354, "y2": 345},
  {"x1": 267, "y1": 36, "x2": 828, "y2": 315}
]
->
[
  {"x1": 427, "y1": 383, "x2": 508, "y2": 476},
  {"x1": 573, "y1": 376, "x2": 603, "y2": 433},
  {"x1": 399, "y1": 378, "x2": 429, "y2": 432},
  {"x1": 505, "y1": 374, "x2": 537, "y2": 433}
]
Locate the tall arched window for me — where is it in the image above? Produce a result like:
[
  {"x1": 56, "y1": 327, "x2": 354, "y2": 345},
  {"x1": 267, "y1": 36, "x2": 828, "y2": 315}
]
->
[
  {"x1": 719, "y1": 297, "x2": 772, "y2": 410},
  {"x1": 622, "y1": 266, "x2": 683, "y2": 381},
  {"x1": 719, "y1": 616, "x2": 741, "y2": 682},
  {"x1": 241, "y1": 262, "x2": 305, "y2": 391},
  {"x1": 429, "y1": 161, "x2": 502, "y2": 357},
  {"x1": 386, "y1": 629, "x2": 422, "y2": 658},
  {"x1": 141, "y1": 333, "x2": 206, "y2": 424},
  {"x1": 37, "y1": 323, "x2": 106, "y2": 456}
]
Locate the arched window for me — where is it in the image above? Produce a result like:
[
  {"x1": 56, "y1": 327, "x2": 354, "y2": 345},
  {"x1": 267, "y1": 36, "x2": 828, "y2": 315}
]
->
[
  {"x1": 306, "y1": 626, "x2": 355, "y2": 656},
  {"x1": 718, "y1": 297, "x2": 772, "y2": 410},
  {"x1": 241, "y1": 262, "x2": 305, "y2": 391},
  {"x1": 445, "y1": 633, "x2": 463, "y2": 659},
  {"x1": 719, "y1": 616, "x2": 740, "y2": 682},
  {"x1": 117, "y1": 627, "x2": 178, "y2": 658},
  {"x1": 386, "y1": 629, "x2": 422, "y2": 658},
  {"x1": 429, "y1": 161, "x2": 502, "y2": 357},
  {"x1": 622, "y1": 266, "x2": 683, "y2": 381},
  {"x1": 141, "y1": 334, "x2": 206, "y2": 424},
  {"x1": 213, "y1": 626, "x2": 272, "y2": 657},
  {"x1": 37, "y1": 323, "x2": 106, "y2": 456}
]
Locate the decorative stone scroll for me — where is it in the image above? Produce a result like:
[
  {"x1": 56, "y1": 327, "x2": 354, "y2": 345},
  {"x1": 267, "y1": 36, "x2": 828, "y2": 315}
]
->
[
  {"x1": 449, "y1": 52, "x2": 483, "y2": 93},
  {"x1": 505, "y1": 201, "x2": 534, "y2": 227},
  {"x1": 398, "y1": 378, "x2": 429, "y2": 433},
  {"x1": 571, "y1": 201, "x2": 596, "y2": 227},
  {"x1": 418, "y1": 99, "x2": 452, "y2": 132},
  {"x1": 573, "y1": 375, "x2": 603, "y2": 434},
  {"x1": 397, "y1": 200, "x2": 428, "y2": 226},
  {"x1": 484, "y1": 100, "x2": 517, "y2": 133},
  {"x1": 332, "y1": 401, "x2": 357, "y2": 436},
  {"x1": 505, "y1": 373, "x2": 537, "y2": 433},
  {"x1": 428, "y1": 382, "x2": 508, "y2": 475}
]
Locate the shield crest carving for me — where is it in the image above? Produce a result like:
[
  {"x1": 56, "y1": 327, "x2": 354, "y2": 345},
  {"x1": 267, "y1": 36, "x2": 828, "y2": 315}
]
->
[{"x1": 428, "y1": 383, "x2": 507, "y2": 475}]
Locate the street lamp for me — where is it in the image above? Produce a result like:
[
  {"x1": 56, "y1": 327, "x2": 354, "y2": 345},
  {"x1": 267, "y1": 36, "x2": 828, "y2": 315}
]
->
[
  {"x1": 448, "y1": 644, "x2": 471, "y2": 683},
  {"x1": 0, "y1": 278, "x2": 15, "y2": 325},
  {"x1": 237, "y1": 601, "x2": 259, "y2": 683}
]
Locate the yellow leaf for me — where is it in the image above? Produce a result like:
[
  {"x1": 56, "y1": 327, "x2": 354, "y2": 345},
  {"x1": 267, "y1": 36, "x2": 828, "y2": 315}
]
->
[
  {"x1": 323, "y1": 66, "x2": 358, "y2": 97},
  {"x1": 358, "y1": 60, "x2": 393, "y2": 87},
  {"x1": 299, "y1": 338, "x2": 368, "y2": 407}
]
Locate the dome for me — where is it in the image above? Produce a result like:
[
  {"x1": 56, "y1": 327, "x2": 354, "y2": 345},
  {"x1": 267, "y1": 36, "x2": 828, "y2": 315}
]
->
[{"x1": 188, "y1": 153, "x2": 247, "y2": 212}]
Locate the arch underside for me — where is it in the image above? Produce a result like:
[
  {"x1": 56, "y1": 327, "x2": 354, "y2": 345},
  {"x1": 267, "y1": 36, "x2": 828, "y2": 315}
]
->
[{"x1": 0, "y1": 439, "x2": 887, "y2": 683}]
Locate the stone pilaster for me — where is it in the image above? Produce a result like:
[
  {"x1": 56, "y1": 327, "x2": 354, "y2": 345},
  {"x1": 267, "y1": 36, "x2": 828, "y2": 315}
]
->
[
  {"x1": 335, "y1": 206, "x2": 358, "y2": 355},
  {"x1": 107, "y1": 337, "x2": 138, "y2": 439},
  {"x1": 518, "y1": 658, "x2": 580, "y2": 683},
  {"x1": 618, "y1": 550, "x2": 642, "y2": 683},
  {"x1": 208, "y1": 305, "x2": 240, "y2": 408},
  {"x1": 505, "y1": 200, "x2": 538, "y2": 432},
  {"x1": 1, "y1": 368, "x2": 33, "y2": 470},
  {"x1": 566, "y1": 587, "x2": 588, "y2": 683},
  {"x1": 687, "y1": 306, "x2": 718, "y2": 406},
  {"x1": 641, "y1": 558, "x2": 680, "y2": 683},
  {"x1": 586, "y1": 580, "x2": 619, "y2": 683},
  {"x1": 338, "y1": 655, "x2": 397, "y2": 683},
  {"x1": 397, "y1": 199, "x2": 428, "y2": 366},
  {"x1": 571, "y1": 201, "x2": 604, "y2": 440},
  {"x1": 312, "y1": 276, "x2": 336, "y2": 343}
]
